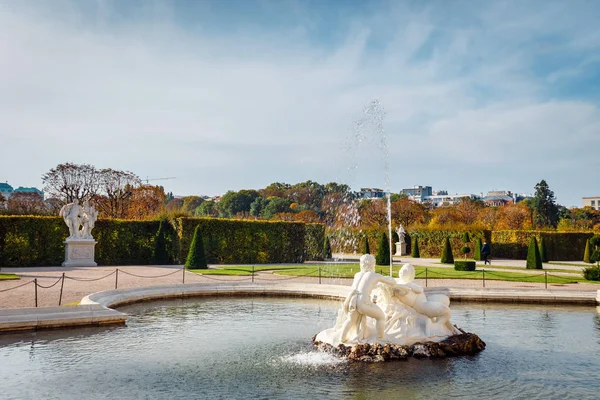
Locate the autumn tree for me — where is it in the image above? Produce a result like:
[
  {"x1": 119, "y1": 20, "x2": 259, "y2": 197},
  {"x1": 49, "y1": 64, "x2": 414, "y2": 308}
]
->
[
  {"x1": 124, "y1": 185, "x2": 166, "y2": 219},
  {"x1": 181, "y1": 196, "x2": 204, "y2": 215},
  {"x1": 7, "y1": 192, "x2": 47, "y2": 215},
  {"x1": 0, "y1": 193, "x2": 6, "y2": 211},
  {"x1": 495, "y1": 203, "x2": 533, "y2": 230},
  {"x1": 42, "y1": 162, "x2": 100, "y2": 202},
  {"x1": 391, "y1": 198, "x2": 427, "y2": 227},
  {"x1": 93, "y1": 169, "x2": 141, "y2": 219}
]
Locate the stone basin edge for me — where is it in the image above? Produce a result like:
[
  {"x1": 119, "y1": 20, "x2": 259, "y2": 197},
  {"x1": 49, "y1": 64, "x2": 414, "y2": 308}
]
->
[{"x1": 1, "y1": 284, "x2": 598, "y2": 334}]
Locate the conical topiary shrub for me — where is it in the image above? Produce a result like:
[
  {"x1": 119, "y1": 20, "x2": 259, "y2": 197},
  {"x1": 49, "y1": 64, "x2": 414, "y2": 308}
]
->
[
  {"x1": 441, "y1": 237, "x2": 454, "y2": 264},
  {"x1": 376, "y1": 233, "x2": 390, "y2": 266},
  {"x1": 185, "y1": 225, "x2": 207, "y2": 269},
  {"x1": 474, "y1": 237, "x2": 482, "y2": 261},
  {"x1": 411, "y1": 237, "x2": 420, "y2": 258},
  {"x1": 363, "y1": 237, "x2": 371, "y2": 255},
  {"x1": 526, "y1": 236, "x2": 543, "y2": 269},
  {"x1": 462, "y1": 232, "x2": 470, "y2": 244},
  {"x1": 153, "y1": 221, "x2": 169, "y2": 265},
  {"x1": 324, "y1": 236, "x2": 332, "y2": 259},
  {"x1": 392, "y1": 231, "x2": 399, "y2": 245},
  {"x1": 584, "y1": 239, "x2": 592, "y2": 264},
  {"x1": 538, "y1": 237, "x2": 548, "y2": 263}
]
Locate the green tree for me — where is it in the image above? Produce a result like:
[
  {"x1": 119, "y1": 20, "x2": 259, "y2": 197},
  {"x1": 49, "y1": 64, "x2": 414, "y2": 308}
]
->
[
  {"x1": 474, "y1": 237, "x2": 482, "y2": 261},
  {"x1": 533, "y1": 180, "x2": 559, "y2": 228},
  {"x1": 411, "y1": 237, "x2": 420, "y2": 258},
  {"x1": 218, "y1": 190, "x2": 259, "y2": 218},
  {"x1": 363, "y1": 237, "x2": 371, "y2": 254},
  {"x1": 441, "y1": 237, "x2": 454, "y2": 264},
  {"x1": 526, "y1": 236, "x2": 543, "y2": 269},
  {"x1": 195, "y1": 200, "x2": 218, "y2": 217},
  {"x1": 185, "y1": 226, "x2": 207, "y2": 269},
  {"x1": 538, "y1": 237, "x2": 548, "y2": 263},
  {"x1": 462, "y1": 232, "x2": 470, "y2": 243},
  {"x1": 261, "y1": 197, "x2": 292, "y2": 219},
  {"x1": 153, "y1": 221, "x2": 169, "y2": 264},
  {"x1": 376, "y1": 233, "x2": 390, "y2": 266},
  {"x1": 181, "y1": 196, "x2": 204, "y2": 215},
  {"x1": 584, "y1": 238, "x2": 592, "y2": 263},
  {"x1": 324, "y1": 236, "x2": 332, "y2": 259}
]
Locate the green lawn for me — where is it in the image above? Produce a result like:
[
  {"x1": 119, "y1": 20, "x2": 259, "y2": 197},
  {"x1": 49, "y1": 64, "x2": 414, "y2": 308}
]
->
[
  {"x1": 0, "y1": 273, "x2": 19, "y2": 281},
  {"x1": 189, "y1": 263, "x2": 593, "y2": 284},
  {"x1": 548, "y1": 262, "x2": 589, "y2": 268}
]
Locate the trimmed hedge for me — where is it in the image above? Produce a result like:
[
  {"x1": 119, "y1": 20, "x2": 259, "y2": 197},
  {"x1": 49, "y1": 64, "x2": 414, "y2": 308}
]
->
[
  {"x1": 411, "y1": 237, "x2": 420, "y2": 258},
  {"x1": 492, "y1": 231, "x2": 594, "y2": 261},
  {"x1": 454, "y1": 260, "x2": 476, "y2": 271},
  {"x1": 0, "y1": 216, "x2": 325, "y2": 267},
  {"x1": 474, "y1": 238, "x2": 482, "y2": 261},
  {"x1": 304, "y1": 223, "x2": 326, "y2": 261},
  {"x1": 407, "y1": 229, "x2": 490, "y2": 259}
]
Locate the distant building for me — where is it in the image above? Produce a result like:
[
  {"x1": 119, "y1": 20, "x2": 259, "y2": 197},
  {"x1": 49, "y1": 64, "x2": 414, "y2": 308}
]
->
[
  {"x1": 401, "y1": 186, "x2": 432, "y2": 202},
  {"x1": 14, "y1": 187, "x2": 43, "y2": 196},
  {"x1": 583, "y1": 196, "x2": 600, "y2": 211},
  {"x1": 0, "y1": 182, "x2": 13, "y2": 200},
  {"x1": 358, "y1": 188, "x2": 385, "y2": 199},
  {"x1": 422, "y1": 193, "x2": 478, "y2": 208},
  {"x1": 483, "y1": 190, "x2": 514, "y2": 207}
]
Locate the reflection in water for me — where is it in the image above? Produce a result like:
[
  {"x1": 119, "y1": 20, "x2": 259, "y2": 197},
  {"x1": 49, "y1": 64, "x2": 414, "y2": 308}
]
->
[{"x1": 0, "y1": 298, "x2": 599, "y2": 399}]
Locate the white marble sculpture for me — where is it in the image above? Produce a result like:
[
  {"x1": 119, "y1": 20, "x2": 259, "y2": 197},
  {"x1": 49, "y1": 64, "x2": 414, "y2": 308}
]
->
[
  {"x1": 315, "y1": 257, "x2": 460, "y2": 347},
  {"x1": 59, "y1": 199, "x2": 98, "y2": 267},
  {"x1": 59, "y1": 200, "x2": 98, "y2": 240},
  {"x1": 81, "y1": 201, "x2": 99, "y2": 239},
  {"x1": 395, "y1": 225, "x2": 406, "y2": 244}
]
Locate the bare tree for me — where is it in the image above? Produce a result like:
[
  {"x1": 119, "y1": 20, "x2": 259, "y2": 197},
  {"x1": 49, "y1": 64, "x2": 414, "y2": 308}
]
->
[
  {"x1": 93, "y1": 169, "x2": 141, "y2": 218},
  {"x1": 42, "y1": 163, "x2": 100, "y2": 203}
]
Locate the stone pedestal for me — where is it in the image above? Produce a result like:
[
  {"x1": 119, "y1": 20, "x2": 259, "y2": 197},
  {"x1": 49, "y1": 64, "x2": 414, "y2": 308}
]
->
[
  {"x1": 63, "y1": 240, "x2": 97, "y2": 267},
  {"x1": 395, "y1": 242, "x2": 407, "y2": 256}
]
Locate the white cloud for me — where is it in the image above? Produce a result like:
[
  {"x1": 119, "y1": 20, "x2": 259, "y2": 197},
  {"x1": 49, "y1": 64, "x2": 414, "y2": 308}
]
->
[{"x1": 0, "y1": 0, "x2": 599, "y2": 206}]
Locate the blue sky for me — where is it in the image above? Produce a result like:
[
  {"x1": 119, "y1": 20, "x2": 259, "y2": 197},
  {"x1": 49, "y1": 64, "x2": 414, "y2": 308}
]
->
[{"x1": 1, "y1": 0, "x2": 599, "y2": 207}]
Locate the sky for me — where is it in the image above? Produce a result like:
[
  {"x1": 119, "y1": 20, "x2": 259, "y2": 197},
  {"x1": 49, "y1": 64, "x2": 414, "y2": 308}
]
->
[{"x1": 1, "y1": 0, "x2": 599, "y2": 207}]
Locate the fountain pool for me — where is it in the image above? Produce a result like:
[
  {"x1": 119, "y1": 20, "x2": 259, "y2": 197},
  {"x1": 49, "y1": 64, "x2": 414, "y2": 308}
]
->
[{"x1": 1, "y1": 297, "x2": 600, "y2": 399}]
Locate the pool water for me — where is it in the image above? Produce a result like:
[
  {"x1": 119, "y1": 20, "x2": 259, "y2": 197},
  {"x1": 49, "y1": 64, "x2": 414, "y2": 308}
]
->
[{"x1": 1, "y1": 298, "x2": 599, "y2": 399}]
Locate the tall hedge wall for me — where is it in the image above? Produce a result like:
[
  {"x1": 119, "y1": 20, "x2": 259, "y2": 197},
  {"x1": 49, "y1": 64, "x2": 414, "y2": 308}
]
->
[
  {"x1": 492, "y1": 231, "x2": 593, "y2": 261},
  {"x1": 174, "y1": 218, "x2": 308, "y2": 264},
  {"x1": 0, "y1": 216, "x2": 325, "y2": 267},
  {"x1": 408, "y1": 229, "x2": 490, "y2": 259}
]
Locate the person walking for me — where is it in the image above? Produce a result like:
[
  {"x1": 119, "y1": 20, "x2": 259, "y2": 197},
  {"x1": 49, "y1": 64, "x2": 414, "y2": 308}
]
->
[{"x1": 481, "y1": 240, "x2": 491, "y2": 265}]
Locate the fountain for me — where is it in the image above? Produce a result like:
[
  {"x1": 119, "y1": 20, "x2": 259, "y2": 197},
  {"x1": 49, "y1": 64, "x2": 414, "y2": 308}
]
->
[{"x1": 313, "y1": 254, "x2": 485, "y2": 361}]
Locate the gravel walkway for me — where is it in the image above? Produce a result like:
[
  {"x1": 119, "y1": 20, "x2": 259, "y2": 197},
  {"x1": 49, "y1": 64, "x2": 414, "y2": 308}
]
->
[{"x1": 1, "y1": 264, "x2": 598, "y2": 309}]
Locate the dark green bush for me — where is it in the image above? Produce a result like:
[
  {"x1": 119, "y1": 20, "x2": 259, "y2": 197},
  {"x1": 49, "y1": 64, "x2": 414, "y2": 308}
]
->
[
  {"x1": 441, "y1": 237, "x2": 454, "y2": 264},
  {"x1": 538, "y1": 237, "x2": 548, "y2": 263},
  {"x1": 411, "y1": 237, "x2": 420, "y2": 258},
  {"x1": 363, "y1": 237, "x2": 371, "y2": 254},
  {"x1": 185, "y1": 226, "x2": 207, "y2": 269},
  {"x1": 474, "y1": 237, "x2": 482, "y2": 261},
  {"x1": 454, "y1": 260, "x2": 476, "y2": 271},
  {"x1": 461, "y1": 245, "x2": 471, "y2": 258},
  {"x1": 583, "y1": 266, "x2": 600, "y2": 281},
  {"x1": 376, "y1": 233, "x2": 390, "y2": 266},
  {"x1": 153, "y1": 221, "x2": 169, "y2": 264},
  {"x1": 526, "y1": 236, "x2": 543, "y2": 269},
  {"x1": 462, "y1": 232, "x2": 470, "y2": 243},
  {"x1": 324, "y1": 235, "x2": 332, "y2": 259},
  {"x1": 584, "y1": 239, "x2": 592, "y2": 263},
  {"x1": 392, "y1": 230, "x2": 399, "y2": 245}
]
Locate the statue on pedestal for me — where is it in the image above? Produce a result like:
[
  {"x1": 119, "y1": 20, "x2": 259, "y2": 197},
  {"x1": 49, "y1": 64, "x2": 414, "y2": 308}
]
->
[
  {"x1": 59, "y1": 200, "x2": 98, "y2": 240},
  {"x1": 59, "y1": 199, "x2": 83, "y2": 240}
]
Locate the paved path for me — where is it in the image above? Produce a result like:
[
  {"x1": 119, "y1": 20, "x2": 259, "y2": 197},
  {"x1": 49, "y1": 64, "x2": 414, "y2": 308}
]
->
[{"x1": 1, "y1": 262, "x2": 599, "y2": 309}]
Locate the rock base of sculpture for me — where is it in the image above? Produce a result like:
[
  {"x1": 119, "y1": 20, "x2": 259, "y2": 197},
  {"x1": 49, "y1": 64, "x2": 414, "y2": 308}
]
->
[
  {"x1": 395, "y1": 242, "x2": 407, "y2": 256},
  {"x1": 313, "y1": 332, "x2": 485, "y2": 362},
  {"x1": 62, "y1": 240, "x2": 97, "y2": 267}
]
